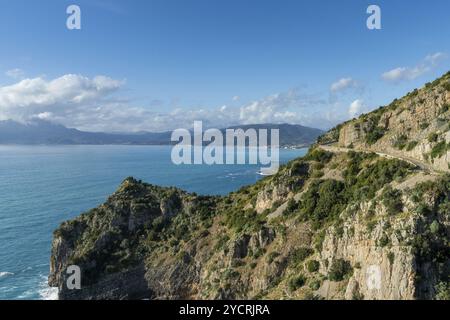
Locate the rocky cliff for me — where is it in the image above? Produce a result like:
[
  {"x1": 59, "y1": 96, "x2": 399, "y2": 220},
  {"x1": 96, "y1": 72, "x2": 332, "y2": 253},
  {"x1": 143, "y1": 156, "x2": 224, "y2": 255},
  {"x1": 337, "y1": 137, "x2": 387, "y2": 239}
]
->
[
  {"x1": 49, "y1": 73, "x2": 450, "y2": 300},
  {"x1": 322, "y1": 71, "x2": 450, "y2": 172}
]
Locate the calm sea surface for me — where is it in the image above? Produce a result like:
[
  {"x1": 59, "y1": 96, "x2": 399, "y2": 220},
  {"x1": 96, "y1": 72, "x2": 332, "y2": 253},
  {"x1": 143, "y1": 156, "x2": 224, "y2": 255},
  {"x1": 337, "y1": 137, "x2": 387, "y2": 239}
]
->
[{"x1": 0, "y1": 145, "x2": 307, "y2": 299}]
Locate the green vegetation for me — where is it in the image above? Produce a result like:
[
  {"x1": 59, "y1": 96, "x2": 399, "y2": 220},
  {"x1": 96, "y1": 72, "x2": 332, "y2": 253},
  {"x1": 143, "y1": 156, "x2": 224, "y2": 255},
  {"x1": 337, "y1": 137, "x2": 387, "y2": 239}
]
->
[
  {"x1": 306, "y1": 260, "x2": 320, "y2": 273},
  {"x1": 328, "y1": 259, "x2": 353, "y2": 281},
  {"x1": 378, "y1": 234, "x2": 390, "y2": 247},
  {"x1": 298, "y1": 179, "x2": 346, "y2": 223},
  {"x1": 435, "y1": 282, "x2": 450, "y2": 300},
  {"x1": 267, "y1": 252, "x2": 280, "y2": 264},
  {"x1": 409, "y1": 177, "x2": 450, "y2": 296},
  {"x1": 290, "y1": 247, "x2": 314, "y2": 265},
  {"x1": 288, "y1": 274, "x2": 306, "y2": 292},
  {"x1": 420, "y1": 123, "x2": 430, "y2": 130},
  {"x1": 317, "y1": 124, "x2": 342, "y2": 144},
  {"x1": 382, "y1": 187, "x2": 404, "y2": 215},
  {"x1": 406, "y1": 141, "x2": 418, "y2": 151},
  {"x1": 283, "y1": 198, "x2": 299, "y2": 216},
  {"x1": 366, "y1": 126, "x2": 385, "y2": 145},
  {"x1": 304, "y1": 149, "x2": 333, "y2": 163},
  {"x1": 309, "y1": 279, "x2": 322, "y2": 291},
  {"x1": 430, "y1": 141, "x2": 448, "y2": 159},
  {"x1": 224, "y1": 204, "x2": 266, "y2": 233},
  {"x1": 428, "y1": 133, "x2": 439, "y2": 143},
  {"x1": 343, "y1": 153, "x2": 413, "y2": 200},
  {"x1": 394, "y1": 134, "x2": 408, "y2": 150},
  {"x1": 444, "y1": 81, "x2": 450, "y2": 91}
]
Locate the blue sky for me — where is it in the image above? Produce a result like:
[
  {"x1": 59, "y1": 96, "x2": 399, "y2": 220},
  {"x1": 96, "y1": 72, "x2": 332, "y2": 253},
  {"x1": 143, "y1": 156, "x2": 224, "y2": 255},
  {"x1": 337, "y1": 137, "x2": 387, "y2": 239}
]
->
[{"x1": 0, "y1": 0, "x2": 449, "y2": 132}]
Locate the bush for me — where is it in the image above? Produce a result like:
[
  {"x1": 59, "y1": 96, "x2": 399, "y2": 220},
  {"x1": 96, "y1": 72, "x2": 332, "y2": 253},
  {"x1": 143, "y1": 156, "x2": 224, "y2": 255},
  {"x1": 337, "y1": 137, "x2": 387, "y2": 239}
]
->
[
  {"x1": 394, "y1": 134, "x2": 408, "y2": 150},
  {"x1": 290, "y1": 247, "x2": 314, "y2": 265},
  {"x1": 378, "y1": 234, "x2": 390, "y2": 247},
  {"x1": 267, "y1": 251, "x2": 280, "y2": 264},
  {"x1": 366, "y1": 127, "x2": 385, "y2": 145},
  {"x1": 406, "y1": 141, "x2": 418, "y2": 151},
  {"x1": 304, "y1": 149, "x2": 333, "y2": 163},
  {"x1": 428, "y1": 133, "x2": 439, "y2": 143},
  {"x1": 290, "y1": 161, "x2": 309, "y2": 176},
  {"x1": 311, "y1": 170, "x2": 324, "y2": 178},
  {"x1": 284, "y1": 198, "x2": 299, "y2": 216},
  {"x1": 435, "y1": 282, "x2": 450, "y2": 300},
  {"x1": 429, "y1": 220, "x2": 440, "y2": 234},
  {"x1": 420, "y1": 122, "x2": 429, "y2": 130},
  {"x1": 430, "y1": 141, "x2": 448, "y2": 159},
  {"x1": 328, "y1": 259, "x2": 353, "y2": 281},
  {"x1": 306, "y1": 260, "x2": 320, "y2": 273},
  {"x1": 309, "y1": 279, "x2": 322, "y2": 291},
  {"x1": 288, "y1": 274, "x2": 306, "y2": 292},
  {"x1": 299, "y1": 180, "x2": 346, "y2": 222},
  {"x1": 382, "y1": 187, "x2": 404, "y2": 215}
]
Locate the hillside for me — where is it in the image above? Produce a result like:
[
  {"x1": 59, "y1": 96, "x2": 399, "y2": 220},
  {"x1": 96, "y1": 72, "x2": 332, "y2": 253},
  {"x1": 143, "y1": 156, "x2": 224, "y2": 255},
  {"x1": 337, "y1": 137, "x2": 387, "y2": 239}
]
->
[
  {"x1": 0, "y1": 120, "x2": 322, "y2": 147},
  {"x1": 48, "y1": 72, "x2": 450, "y2": 300},
  {"x1": 319, "y1": 71, "x2": 450, "y2": 172}
]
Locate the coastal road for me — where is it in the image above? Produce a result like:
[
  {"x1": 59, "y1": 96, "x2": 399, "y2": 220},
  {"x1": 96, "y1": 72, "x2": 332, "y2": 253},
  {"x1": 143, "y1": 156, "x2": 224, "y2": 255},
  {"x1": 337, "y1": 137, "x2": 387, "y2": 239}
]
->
[{"x1": 318, "y1": 144, "x2": 438, "y2": 174}]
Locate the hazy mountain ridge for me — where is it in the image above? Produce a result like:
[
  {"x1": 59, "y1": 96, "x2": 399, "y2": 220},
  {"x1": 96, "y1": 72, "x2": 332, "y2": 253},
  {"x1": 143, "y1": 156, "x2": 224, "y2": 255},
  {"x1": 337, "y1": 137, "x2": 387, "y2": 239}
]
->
[
  {"x1": 0, "y1": 120, "x2": 323, "y2": 147},
  {"x1": 49, "y1": 72, "x2": 450, "y2": 300}
]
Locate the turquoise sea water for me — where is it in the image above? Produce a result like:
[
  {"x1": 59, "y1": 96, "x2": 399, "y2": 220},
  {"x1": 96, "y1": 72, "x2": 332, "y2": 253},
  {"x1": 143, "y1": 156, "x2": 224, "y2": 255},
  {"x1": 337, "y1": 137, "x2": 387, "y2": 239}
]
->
[{"x1": 0, "y1": 145, "x2": 307, "y2": 300}]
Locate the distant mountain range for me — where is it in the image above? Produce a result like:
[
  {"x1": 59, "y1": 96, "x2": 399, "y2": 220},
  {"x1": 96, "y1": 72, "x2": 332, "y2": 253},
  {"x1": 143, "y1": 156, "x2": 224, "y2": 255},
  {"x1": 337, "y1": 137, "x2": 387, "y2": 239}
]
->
[{"x1": 0, "y1": 120, "x2": 323, "y2": 147}]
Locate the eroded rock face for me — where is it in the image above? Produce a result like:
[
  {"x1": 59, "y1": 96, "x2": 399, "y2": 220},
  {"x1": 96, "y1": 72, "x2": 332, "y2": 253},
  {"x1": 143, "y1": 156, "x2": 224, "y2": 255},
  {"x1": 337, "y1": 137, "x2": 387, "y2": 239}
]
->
[{"x1": 319, "y1": 214, "x2": 417, "y2": 300}]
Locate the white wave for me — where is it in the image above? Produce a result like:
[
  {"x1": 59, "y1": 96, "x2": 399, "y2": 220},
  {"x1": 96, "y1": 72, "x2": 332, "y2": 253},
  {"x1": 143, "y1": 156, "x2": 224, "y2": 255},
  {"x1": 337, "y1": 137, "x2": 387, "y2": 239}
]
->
[
  {"x1": 38, "y1": 276, "x2": 58, "y2": 300},
  {"x1": 0, "y1": 272, "x2": 14, "y2": 278},
  {"x1": 39, "y1": 285, "x2": 58, "y2": 300}
]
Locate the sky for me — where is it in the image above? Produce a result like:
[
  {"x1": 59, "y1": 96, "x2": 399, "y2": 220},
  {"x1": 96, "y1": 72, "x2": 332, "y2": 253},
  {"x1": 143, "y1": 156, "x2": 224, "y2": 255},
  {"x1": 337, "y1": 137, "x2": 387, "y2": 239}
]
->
[{"x1": 0, "y1": 0, "x2": 449, "y2": 132}]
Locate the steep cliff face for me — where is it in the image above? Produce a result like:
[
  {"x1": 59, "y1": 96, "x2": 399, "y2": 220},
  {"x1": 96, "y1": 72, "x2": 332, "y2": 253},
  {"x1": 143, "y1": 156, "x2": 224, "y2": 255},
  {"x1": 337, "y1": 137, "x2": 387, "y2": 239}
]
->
[{"x1": 49, "y1": 73, "x2": 450, "y2": 300}]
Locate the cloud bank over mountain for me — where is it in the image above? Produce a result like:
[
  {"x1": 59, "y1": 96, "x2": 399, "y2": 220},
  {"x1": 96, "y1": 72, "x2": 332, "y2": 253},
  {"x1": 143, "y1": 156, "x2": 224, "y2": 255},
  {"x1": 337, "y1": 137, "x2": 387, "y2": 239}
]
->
[
  {"x1": 0, "y1": 74, "x2": 350, "y2": 132},
  {"x1": 0, "y1": 52, "x2": 446, "y2": 133}
]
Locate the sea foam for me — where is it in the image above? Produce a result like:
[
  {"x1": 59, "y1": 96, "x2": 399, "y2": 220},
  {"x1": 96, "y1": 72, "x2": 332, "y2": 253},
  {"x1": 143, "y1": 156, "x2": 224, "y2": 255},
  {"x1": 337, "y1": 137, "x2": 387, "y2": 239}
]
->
[{"x1": 0, "y1": 272, "x2": 14, "y2": 278}]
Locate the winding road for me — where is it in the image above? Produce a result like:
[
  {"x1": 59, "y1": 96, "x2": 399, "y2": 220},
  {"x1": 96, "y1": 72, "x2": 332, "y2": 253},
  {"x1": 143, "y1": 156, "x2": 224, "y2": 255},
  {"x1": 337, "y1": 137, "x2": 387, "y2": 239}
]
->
[{"x1": 318, "y1": 144, "x2": 439, "y2": 174}]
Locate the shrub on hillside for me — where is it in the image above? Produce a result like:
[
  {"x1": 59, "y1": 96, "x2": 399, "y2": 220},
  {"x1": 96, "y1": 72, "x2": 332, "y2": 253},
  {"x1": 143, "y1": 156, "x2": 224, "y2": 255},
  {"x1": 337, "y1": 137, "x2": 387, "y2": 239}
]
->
[{"x1": 328, "y1": 259, "x2": 353, "y2": 281}]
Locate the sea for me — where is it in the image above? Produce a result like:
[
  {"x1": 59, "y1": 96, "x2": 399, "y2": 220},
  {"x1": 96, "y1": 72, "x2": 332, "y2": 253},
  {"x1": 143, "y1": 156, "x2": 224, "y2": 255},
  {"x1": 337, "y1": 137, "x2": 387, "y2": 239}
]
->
[{"x1": 0, "y1": 145, "x2": 307, "y2": 300}]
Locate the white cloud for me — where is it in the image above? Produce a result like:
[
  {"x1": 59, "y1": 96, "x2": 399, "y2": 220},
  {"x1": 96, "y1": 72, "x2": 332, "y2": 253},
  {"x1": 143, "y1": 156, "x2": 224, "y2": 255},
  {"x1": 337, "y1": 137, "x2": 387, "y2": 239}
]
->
[
  {"x1": 348, "y1": 99, "x2": 365, "y2": 118},
  {"x1": 0, "y1": 74, "x2": 352, "y2": 132},
  {"x1": 0, "y1": 74, "x2": 123, "y2": 123},
  {"x1": 232, "y1": 95, "x2": 240, "y2": 102},
  {"x1": 382, "y1": 52, "x2": 446, "y2": 83},
  {"x1": 424, "y1": 52, "x2": 447, "y2": 65},
  {"x1": 330, "y1": 77, "x2": 358, "y2": 92},
  {"x1": 5, "y1": 68, "x2": 25, "y2": 79},
  {"x1": 36, "y1": 112, "x2": 53, "y2": 120}
]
